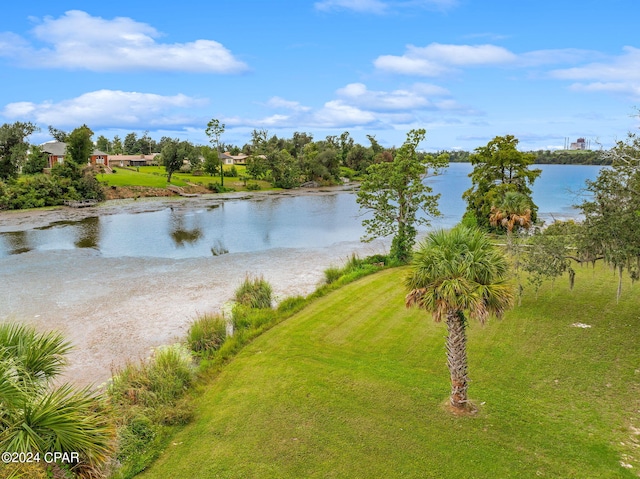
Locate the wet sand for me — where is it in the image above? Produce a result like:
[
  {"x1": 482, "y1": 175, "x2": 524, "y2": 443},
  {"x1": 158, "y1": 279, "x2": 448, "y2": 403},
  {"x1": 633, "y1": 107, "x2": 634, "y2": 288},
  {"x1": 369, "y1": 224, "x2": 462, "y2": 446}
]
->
[{"x1": 0, "y1": 192, "x2": 388, "y2": 387}]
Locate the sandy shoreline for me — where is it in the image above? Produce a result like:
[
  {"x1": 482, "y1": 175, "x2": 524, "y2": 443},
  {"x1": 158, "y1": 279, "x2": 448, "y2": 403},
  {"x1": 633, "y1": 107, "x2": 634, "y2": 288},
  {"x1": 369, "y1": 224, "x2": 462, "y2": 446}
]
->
[{"x1": 0, "y1": 186, "x2": 388, "y2": 388}]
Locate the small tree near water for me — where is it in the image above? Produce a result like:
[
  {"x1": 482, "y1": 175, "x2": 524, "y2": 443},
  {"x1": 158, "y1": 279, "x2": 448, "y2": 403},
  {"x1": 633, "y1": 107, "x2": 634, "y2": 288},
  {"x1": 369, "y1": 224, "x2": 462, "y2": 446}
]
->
[{"x1": 356, "y1": 129, "x2": 448, "y2": 263}]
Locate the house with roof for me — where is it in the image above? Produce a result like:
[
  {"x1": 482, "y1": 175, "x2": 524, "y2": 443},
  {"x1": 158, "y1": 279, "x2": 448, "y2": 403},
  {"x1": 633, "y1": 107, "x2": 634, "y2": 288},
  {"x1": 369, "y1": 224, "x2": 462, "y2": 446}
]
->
[
  {"x1": 107, "y1": 154, "x2": 159, "y2": 168},
  {"x1": 40, "y1": 141, "x2": 108, "y2": 169},
  {"x1": 219, "y1": 151, "x2": 249, "y2": 165}
]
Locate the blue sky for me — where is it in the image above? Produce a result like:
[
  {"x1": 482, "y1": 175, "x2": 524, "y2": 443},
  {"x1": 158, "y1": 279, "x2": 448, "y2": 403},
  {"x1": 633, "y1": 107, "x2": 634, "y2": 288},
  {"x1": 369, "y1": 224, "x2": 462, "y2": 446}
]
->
[{"x1": 1, "y1": 0, "x2": 639, "y2": 152}]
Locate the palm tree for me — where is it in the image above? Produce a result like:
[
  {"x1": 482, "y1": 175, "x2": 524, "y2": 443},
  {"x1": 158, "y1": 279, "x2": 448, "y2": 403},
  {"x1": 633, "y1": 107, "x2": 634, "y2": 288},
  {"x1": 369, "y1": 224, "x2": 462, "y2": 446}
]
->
[
  {"x1": 0, "y1": 323, "x2": 114, "y2": 477},
  {"x1": 405, "y1": 227, "x2": 514, "y2": 410},
  {"x1": 489, "y1": 191, "x2": 533, "y2": 248}
]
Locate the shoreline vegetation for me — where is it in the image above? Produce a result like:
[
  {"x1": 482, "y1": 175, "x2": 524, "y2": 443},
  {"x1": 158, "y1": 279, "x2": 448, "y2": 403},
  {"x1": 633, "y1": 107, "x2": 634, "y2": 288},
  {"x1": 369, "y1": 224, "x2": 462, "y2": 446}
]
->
[{"x1": 1, "y1": 151, "x2": 606, "y2": 213}]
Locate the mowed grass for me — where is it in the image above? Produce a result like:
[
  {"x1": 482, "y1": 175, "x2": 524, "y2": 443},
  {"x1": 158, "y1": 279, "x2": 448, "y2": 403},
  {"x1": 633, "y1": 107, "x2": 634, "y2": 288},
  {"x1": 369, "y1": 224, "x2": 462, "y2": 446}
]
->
[
  {"x1": 139, "y1": 264, "x2": 639, "y2": 479},
  {"x1": 99, "y1": 165, "x2": 271, "y2": 191},
  {"x1": 98, "y1": 167, "x2": 186, "y2": 188}
]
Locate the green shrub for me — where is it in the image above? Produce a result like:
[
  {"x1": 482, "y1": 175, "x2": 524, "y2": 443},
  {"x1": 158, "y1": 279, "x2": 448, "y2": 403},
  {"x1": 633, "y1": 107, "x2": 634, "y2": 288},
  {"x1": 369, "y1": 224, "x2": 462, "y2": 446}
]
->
[
  {"x1": 246, "y1": 182, "x2": 261, "y2": 191},
  {"x1": 187, "y1": 314, "x2": 227, "y2": 355},
  {"x1": 324, "y1": 266, "x2": 343, "y2": 284},
  {"x1": 110, "y1": 344, "x2": 194, "y2": 411},
  {"x1": 223, "y1": 165, "x2": 238, "y2": 177},
  {"x1": 323, "y1": 254, "x2": 390, "y2": 285},
  {"x1": 276, "y1": 295, "x2": 307, "y2": 315},
  {"x1": 460, "y1": 210, "x2": 478, "y2": 229},
  {"x1": 232, "y1": 304, "x2": 276, "y2": 331},
  {"x1": 109, "y1": 344, "x2": 195, "y2": 477},
  {"x1": 207, "y1": 182, "x2": 233, "y2": 193},
  {"x1": 234, "y1": 275, "x2": 273, "y2": 309},
  {"x1": 116, "y1": 414, "x2": 156, "y2": 462}
]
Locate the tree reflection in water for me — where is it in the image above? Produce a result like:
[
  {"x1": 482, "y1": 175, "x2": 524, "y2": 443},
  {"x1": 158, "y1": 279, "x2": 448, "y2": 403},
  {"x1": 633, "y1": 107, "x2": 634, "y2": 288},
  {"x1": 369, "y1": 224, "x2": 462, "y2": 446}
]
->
[
  {"x1": 169, "y1": 210, "x2": 203, "y2": 247},
  {"x1": 74, "y1": 216, "x2": 101, "y2": 249}
]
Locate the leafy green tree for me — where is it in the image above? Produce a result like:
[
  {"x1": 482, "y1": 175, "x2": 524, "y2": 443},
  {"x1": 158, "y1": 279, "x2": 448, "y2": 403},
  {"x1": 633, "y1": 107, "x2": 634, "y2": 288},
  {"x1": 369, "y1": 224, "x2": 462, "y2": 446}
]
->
[
  {"x1": 123, "y1": 132, "x2": 139, "y2": 155},
  {"x1": 0, "y1": 122, "x2": 38, "y2": 180},
  {"x1": 523, "y1": 226, "x2": 575, "y2": 298},
  {"x1": 202, "y1": 146, "x2": 219, "y2": 176},
  {"x1": 338, "y1": 131, "x2": 354, "y2": 165},
  {"x1": 22, "y1": 144, "x2": 48, "y2": 175},
  {"x1": 96, "y1": 135, "x2": 111, "y2": 153},
  {"x1": 47, "y1": 125, "x2": 68, "y2": 142},
  {"x1": 268, "y1": 149, "x2": 301, "y2": 189},
  {"x1": 111, "y1": 135, "x2": 123, "y2": 155},
  {"x1": 288, "y1": 131, "x2": 313, "y2": 159},
  {"x1": 65, "y1": 124, "x2": 94, "y2": 167},
  {"x1": 161, "y1": 139, "x2": 181, "y2": 183},
  {"x1": 206, "y1": 119, "x2": 226, "y2": 186},
  {"x1": 246, "y1": 154, "x2": 268, "y2": 179},
  {"x1": 463, "y1": 135, "x2": 541, "y2": 230},
  {"x1": 578, "y1": 132, "x2": 640, "y2": 301},
  {"x1": 345, "y1": 144, "x2": 372, "y2": 173},
  {"x1": 356, "y1": 129, "x2": 447, "y2": 263},
  {"x1": 138, "y1": 130, "x2": 155, "y2": 155},
  {"x1": 0, "y1": 323, "x2": 113, "y2": 476},
  {"x1": 250, "y1": 129, "x2": 269, "y2": 154},
  {"x1": 300, "y1": 143, "x2": 340, "y2": 182},
  {"x1": 405, "y1": 227, "x2": 515, "y2": 410},
  {"x1": 366, "y1": 134, "x2": 383, "y2": 155}
]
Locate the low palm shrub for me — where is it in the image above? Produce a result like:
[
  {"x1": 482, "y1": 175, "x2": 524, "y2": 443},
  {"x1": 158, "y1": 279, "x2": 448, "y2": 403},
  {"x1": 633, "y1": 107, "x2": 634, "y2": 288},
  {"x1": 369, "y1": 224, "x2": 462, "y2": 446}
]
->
[{"x1": 0, "y1": 323, "x2": 114, "y2": 478}]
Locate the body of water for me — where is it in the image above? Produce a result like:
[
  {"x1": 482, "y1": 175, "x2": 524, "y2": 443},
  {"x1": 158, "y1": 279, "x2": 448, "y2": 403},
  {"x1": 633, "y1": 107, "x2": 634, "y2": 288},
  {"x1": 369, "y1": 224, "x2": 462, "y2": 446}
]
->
[{"x1": 0, "y1": 163, "x2": 602, "y2": 259}]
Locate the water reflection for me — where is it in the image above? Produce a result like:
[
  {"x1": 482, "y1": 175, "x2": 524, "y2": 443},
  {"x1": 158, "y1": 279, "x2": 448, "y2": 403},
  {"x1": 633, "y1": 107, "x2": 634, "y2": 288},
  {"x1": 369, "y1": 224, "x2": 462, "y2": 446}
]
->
[
  {"x1": 74, "y1": 216, "x2": 101, "y2": 249},
  {"x1": 168, "y1": 210, "x2": 204, "y2": 247},
  {"x1": 0, "y1": 165, "x2": 602, "y2": 259},
  {"x1": 2, "y1": 231, "x2": 32, "y2": 255}
]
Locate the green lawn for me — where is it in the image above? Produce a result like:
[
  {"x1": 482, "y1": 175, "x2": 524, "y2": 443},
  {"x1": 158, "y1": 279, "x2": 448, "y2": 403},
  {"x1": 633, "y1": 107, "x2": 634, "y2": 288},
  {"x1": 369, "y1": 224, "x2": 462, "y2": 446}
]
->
[
  {"x1": 138, "y1": 264, "x2": 639, "y2": 479},
  {"x1": 98, "y1": 165, "x2": 271, "y2": 191},
  {"x1": 98, "y1": 167, "x2": 186, "y2": 188}
]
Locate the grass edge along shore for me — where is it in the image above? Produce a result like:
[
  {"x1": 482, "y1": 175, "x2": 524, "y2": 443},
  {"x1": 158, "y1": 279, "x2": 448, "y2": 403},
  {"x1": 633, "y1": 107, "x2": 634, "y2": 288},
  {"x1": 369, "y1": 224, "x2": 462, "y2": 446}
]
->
[{"x1": 127, "y1": 257, "x2": 638, "y2": 479}]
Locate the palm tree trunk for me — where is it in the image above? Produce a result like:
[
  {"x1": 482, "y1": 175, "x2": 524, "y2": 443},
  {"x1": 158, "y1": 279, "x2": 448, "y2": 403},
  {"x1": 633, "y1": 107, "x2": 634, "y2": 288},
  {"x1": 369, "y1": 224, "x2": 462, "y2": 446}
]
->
[{"x1": 446, "y1": 310, "x2": 469, "y2": 409}]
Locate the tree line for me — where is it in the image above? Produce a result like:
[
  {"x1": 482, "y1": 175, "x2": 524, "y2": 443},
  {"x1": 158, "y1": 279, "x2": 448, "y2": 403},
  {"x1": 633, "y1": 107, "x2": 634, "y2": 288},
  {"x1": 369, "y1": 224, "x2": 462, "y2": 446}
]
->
[{"x1": 444, "y1": 147, "x2": 607, "y2": 165}]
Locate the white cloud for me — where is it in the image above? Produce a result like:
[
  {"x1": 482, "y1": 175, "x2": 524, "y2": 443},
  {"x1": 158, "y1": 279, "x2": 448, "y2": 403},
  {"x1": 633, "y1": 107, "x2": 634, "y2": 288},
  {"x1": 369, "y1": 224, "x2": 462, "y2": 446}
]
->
[
  {"x1": 569, "y1": 82, "x2": 640, "y2": 99},
  {"x1": 225, "y1": 81, "x2": 477, "y2": 131},
  {"x1": 265, "y1": 97, "x2": 312, "y2": 112},
  {"x1": 314, "y1": 0, "x2": 389, "y2": 14},
  {"x1": 335, "y1": 82, "x2": 449, "y2": 111},
  {"x1": 548, "y1": 47, "x2": 640, "y2": 100},
  {"x1": 519, "y1": 48, "x2": 598, "y2": 67},
  {"x1": 257, "y1": 114, "x2": 292, "y2": 126},
  {"x1": 311, "y1": 100, "x2": 378, "y2": 127},
  {"x1": 2, "y1": 90, "x2": 207, "y2": 128},
  {"x1": 551, "y1": 46, "x2": 640, "y2": 81},
  {"x1": 375, "y1": 43, "x2": 516, "y2": 76},
  {"x1": 374, "y1": 43, "x2": 600, "y2": 78},
  {"x1": 0, "y1": 10, "x2": 248, "y2": 73},
  {"x1": 314, "y1": 0, "x2": 457, "y2": 14}
]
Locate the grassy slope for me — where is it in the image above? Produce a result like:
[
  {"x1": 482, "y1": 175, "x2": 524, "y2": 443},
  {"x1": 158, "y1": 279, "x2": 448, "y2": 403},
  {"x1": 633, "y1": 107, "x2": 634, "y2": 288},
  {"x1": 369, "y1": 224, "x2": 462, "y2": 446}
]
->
[
  {"x1": 98, "y1": 166, "x2": 271, "y2": 191},
  {"x1": 139, "y1": 265, "x2": 639, "y2": 479}
]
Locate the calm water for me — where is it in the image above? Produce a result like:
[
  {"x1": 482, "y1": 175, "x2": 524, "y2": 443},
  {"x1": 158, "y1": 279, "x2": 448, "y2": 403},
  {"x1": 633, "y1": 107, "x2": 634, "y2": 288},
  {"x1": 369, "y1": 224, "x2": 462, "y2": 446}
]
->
[{"x1": 0, "y1": 164, "x2": 601, "y2": 259}]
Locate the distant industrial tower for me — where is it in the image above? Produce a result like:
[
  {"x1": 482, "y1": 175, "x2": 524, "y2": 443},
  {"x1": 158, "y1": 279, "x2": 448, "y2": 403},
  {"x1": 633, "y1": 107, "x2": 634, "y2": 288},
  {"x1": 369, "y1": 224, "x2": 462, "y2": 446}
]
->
[{"x1": 567, "y1": 137, "x2": 590, "y2": 150}]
